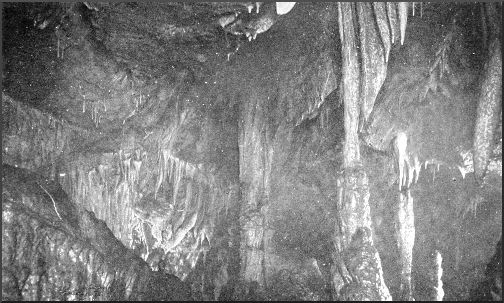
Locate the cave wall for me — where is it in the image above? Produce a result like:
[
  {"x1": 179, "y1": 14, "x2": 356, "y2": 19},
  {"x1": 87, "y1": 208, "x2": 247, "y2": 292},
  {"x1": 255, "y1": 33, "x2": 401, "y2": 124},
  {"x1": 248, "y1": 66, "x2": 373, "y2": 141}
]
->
[
  {"x1": 362, "y1": 5, "x2": 502, "y2": 299},
  {"x1": 217, "y1": 3, "x2": 341, "y2": 295},
  {"x1": 2, "y1": 164, "x2": 192, "y2": 301},
  {"x1": 3, "y1": 2, "x2": 242, "y2": 283}
]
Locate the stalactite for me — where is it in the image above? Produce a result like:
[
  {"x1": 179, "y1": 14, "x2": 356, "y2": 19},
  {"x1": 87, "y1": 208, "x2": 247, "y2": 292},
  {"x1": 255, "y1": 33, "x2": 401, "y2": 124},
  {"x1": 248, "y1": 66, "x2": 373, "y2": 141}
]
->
[
  {"x1": 156, "y1": 148, "x2": 212, "y2": 203},
  {"x1": 386, "y1": 2, "x2": 399, "y2": 45},
  {"x1": 194, "y1": 183, "x2": 205, "y2": 233},
  {"x1": 480, "y1": 4, "x2": 488, "y2": 51},
  {"x1": 394, "y1": 132, "x2": 408, "y2": 190},
  {"x1": 357, "y1": 2, "x2": 388, "y2": 126},
  {"x1": 392, "y1": 132, "x2": 422, "y2": 190},
  {"x1": 170, "y1": 154, "x2": 185, "y2": 209},
  {"x1": 398, "y1": 2, "x2": 409, "y2": 46},
  {"x1": 173, "y1": 181, "x2": 192, "y2": 232},
  {"x1": 134, "y1": 140, "x2": 229, "y2": 267},
  {"x1": 2, "y1": 93, "x2": 81, "y2": 177},
  {"x1": 154, "y1": 149, "x2": 167, "y2": 199},
  {"x1": 373, "y1": 2, "x2": 392, "y2": 63},
  {"x1": 338, "y1": 2, "x2": 361, "y2": 167},
  {"x1": 65, "y1": 150, "x2": 144, "y2": 246},
  {"x1": 473, "y1": 39, "x2": 502, "y2": 183},
  {"x1": 162, "y1": 211, "x2": 198, "y2": 253},
  {"x1": 154, "y1": 106, "x2": 192, "y2": 199}
]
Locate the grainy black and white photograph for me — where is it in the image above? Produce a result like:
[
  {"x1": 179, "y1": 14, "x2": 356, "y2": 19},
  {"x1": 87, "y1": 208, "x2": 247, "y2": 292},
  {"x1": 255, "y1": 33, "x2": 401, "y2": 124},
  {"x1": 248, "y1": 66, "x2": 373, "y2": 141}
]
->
[{"x1": 1, "y1": 2, "x2": 501, "y2": 301}]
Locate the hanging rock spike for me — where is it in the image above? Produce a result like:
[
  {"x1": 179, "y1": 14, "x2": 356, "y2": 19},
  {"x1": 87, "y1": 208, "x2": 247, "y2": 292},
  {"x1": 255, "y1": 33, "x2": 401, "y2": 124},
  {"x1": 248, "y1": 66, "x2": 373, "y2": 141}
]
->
[{"x1": 398, "y1": 2, "x2": 408, "y2": 45}]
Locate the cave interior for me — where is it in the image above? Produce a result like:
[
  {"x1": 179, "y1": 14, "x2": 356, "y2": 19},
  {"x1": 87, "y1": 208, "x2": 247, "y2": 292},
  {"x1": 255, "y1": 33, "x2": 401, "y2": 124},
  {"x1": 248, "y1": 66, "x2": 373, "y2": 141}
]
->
[{"x1": 1, "y1": 1, "x2": 502, "y2": 301}]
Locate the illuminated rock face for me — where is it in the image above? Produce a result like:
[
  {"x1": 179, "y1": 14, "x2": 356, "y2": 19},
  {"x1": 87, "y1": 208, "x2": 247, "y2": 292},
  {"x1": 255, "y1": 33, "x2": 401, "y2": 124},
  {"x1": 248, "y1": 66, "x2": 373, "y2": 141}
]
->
[
  {"x1": 473, "y1": 39, "x2": 502, "y2": 184},
  {"x1": 2, "y1": 164, "x2": 192, "y2": 301}
]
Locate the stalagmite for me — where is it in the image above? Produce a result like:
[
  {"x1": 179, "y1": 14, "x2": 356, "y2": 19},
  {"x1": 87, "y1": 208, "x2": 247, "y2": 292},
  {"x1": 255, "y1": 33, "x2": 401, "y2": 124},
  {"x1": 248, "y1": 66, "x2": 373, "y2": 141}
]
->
[
  {"x1": 338, "y1": 2, "x2": 361, "y2": 167},
  {"x1": 336, "y1": 7, "x2": 391, "y2": 299},
  {"x1": 434, "y1": 250, "x2": 444, "y2": 301},
  {"x1": 395, "y1": 190, "x2": 415, "y2": 301}
]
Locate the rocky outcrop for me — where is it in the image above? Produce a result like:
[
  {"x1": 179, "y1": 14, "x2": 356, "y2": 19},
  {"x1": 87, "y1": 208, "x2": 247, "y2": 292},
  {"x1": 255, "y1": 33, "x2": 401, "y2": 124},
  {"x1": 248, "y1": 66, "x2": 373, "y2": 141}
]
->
[{"x1": 2, "y1": 164, "x2": 192, "y2": 301}]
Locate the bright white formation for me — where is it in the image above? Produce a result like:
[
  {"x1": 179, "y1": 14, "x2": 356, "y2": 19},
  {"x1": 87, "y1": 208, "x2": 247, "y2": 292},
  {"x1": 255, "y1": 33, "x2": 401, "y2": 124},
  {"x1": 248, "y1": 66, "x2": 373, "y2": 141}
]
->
[{"x1": 276, "y1": 2, "x2": 296, "y2": 15}]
